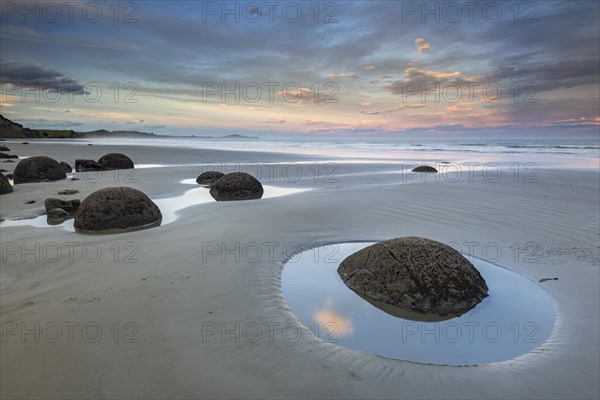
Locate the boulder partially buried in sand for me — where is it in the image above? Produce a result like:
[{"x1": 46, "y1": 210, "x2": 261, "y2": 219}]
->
[
  {"x1": 98, "y1": 153, "x2": 134, "y2": 170},
  {"x1": 75, "y1": 159, "x2": 105, "y2": 172},
  {"x1": 74, "y1": 187, "x2": 162, "y2": 233},
  {"x1": 412, "y1": 165, "x2": 438, "y2": 173},
  {"x1": 0, "y1": 172, "x2": 13, "y2": 194},
  {"x1": 209, "y1": 172, "x2": 263, "y2": 201},
  {"x1": 45, "y1": 198, "x2": 81, "y2": 214},
  {"x1": 60, "y1": 161, "x2": 73, "y2": 173},
  {"x1": 47, "y1": 208, "x2": 70, "y2": 220},
  {"x1": 196, "y1": 171, "x2": 225, "y2": 186},
  {"x1": 45, "y1": 198, "x2": 81, "y2": 223},
  {"x1": 0, "y1": 153, "x2": 18, "y2": 159},
  {"x1": 13, "y1": 156, "x2": 66, "y2": 184},
  {"x1": 337, "y1": 237, "x2": 488, "y2": 317}
]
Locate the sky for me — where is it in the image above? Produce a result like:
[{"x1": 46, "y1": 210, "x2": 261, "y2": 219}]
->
[{"x1": 0, "y1": 0, "x2": 599, "y2": 139}]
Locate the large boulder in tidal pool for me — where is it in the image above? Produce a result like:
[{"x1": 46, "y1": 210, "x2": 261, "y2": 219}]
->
[
  {"x1": 337, "y1": 237, "x2": 488, "y2": 317},
  {"x1": 13, "y1": 156, "x2": 66, "y2": 184},
  {"x1": 209, "y1": 172, "x2": 263, "y2": 201},
  {"x1": 74, "y1": 187, "x2": 162, "y2": 233},
  {"x1": 98, "y1": 153, "x2": 134, "y2": 170},
  {"x1": 0, "y1": 172, "x2": 13, "y2": 194},
  {"x1": 196, "y1": 171, "x2": 225, "y2": 186}
]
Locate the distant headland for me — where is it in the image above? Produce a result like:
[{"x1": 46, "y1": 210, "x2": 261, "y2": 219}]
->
[{"x1": 0, "y1": 115, "x2": 258, "y2": 140}]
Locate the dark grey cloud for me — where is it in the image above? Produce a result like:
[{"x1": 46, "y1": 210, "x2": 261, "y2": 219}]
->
[
  {"x1": 385, "y1": 58, "x2": 599, "y2": 98},
  {"x1": 0, "y1": 60, "x2": 88, "y2": 94},
  {"x1": 479, "y1": 60, "x2": 600, "y2": 92}
]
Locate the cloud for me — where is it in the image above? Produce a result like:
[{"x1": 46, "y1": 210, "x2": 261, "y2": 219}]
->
[
  {"x1": 363, "y1": 66, "x2": 375, "y2": 71},
  {"x1": 479, "y1": 59, "x2": 599, "y2": 92},
  {"x1": 385, "y1": 68, "x2": 467, "y2": 96},
  {"x1": 406, "y1": 68, "x2": 460, "y2": 80},
  {"x1": 0, "y1": 60, "x2": 88, "y2": 95},
  {"x1": 275, "y1": 87, "x2": 322, "y2": 104},
  {"x1": 327, "y1": 73, "x2": 357, "y2": 78},
  {"x1": 547, "y1": 117, "x2": 600, "y2": 126},
  {"x1": 415, "y1": 37, "x2": 430, "y2": 53},
  {"x1": 361, "y1": 104, "x2": 429, "y2": 115},
  {"x1": 447, "y1": 105, "x2": 475, "y2": 112}
]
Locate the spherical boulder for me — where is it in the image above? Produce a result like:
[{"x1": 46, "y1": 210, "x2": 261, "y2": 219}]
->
[
  {"x1": 0, "y1": 172, "x2": 13, "y2": 194},
  {"x1": 209, "y1": 172, "x2": 263, "y2": 201},
  {"x1": 97, "y1": 153, "x2": 134, "y2": 170},
  {"x1": 13, "y1": 156, "x2": 66, "y2": 184},
  {"x1": 60, "y1": 161, "x2": 72, "y2": 173},
  {"x1": 412, "y1": 165, "x2": 438, "y2": 173},
  {"x1": 74, "y1": 187, "x2": 162, "y2": 233},
  {"x1": 337, "y1": 237, "x2": 488, "y2": 317},
  {"x1": 196, "y1": 171, "x2": 225, "y2": 186}
]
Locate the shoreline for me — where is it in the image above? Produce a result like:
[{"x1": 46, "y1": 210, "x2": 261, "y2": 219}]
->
[
  {"x1": 1, "y1": 140, "x2": 598, "y2": 399},
  {"x1": 1, "y1": 137, "x2": 598, "y2": 171}
]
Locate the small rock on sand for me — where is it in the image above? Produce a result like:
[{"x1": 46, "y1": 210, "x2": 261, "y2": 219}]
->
[{"x1": 412, "y1": 165, "x2": 438, "y2": 173}]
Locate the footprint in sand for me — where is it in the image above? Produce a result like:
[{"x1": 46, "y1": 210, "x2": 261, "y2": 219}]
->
[{"x1": 343, "y1": 370, "x2": 364, "y2": 381}]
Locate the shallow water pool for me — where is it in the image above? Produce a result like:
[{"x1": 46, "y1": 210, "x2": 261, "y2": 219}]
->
[
  {"x1": 282, "y1": 242, "x2": 555, "y2": 365},
  {"x1": 0, "y1": 182, "x2": 307, "y2": 232}
]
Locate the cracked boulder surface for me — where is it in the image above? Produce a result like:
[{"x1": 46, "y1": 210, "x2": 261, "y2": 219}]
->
[
  {"x1": 74, "y1": 187, "x2": 162, "y2": 233},
  {"x1": 337, "y1": 237, "x2": 489, "y2": 317}
]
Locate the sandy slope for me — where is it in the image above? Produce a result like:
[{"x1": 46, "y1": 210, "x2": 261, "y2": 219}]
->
[{"x1": 1, "y1": 140, "x2": 598, "y2": 399}]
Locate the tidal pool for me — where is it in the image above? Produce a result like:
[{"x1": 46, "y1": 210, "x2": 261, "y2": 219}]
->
[
  {"x1": 281, "y1": 242, "x2": 555, "y2": 365},
  {"x1": 0, "y1": 182, "x2": 307, "y2": 231}
]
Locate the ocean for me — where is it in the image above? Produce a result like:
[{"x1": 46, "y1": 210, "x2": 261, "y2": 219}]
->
[{"x1": 21, "y1": 137, "x2": 600, "y2": 170}]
